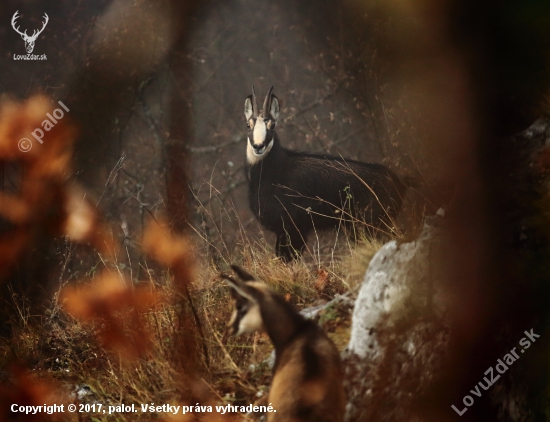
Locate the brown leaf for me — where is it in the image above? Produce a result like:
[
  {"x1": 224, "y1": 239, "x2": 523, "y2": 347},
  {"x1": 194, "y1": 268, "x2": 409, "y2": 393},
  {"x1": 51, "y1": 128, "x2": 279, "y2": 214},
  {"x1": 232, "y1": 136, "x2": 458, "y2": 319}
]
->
[
  {"x1": 0, "y1": 193, "x2": 31, "y2": 224},
  {"x1": 0, "y1": 365, "x2": 67, "y2": 421},
  {"x1": 143, "y1": 219, "x2": 195, "y2": 290},
  {"x1": 315, "y1": 268, "x2": 329, "y2": 291},
  {"x1": 61, "y1": 271, "x2": 161, "y2": 358},
  {"x1": 143, "y1": 220, "x2": 190, "y2": 268}
]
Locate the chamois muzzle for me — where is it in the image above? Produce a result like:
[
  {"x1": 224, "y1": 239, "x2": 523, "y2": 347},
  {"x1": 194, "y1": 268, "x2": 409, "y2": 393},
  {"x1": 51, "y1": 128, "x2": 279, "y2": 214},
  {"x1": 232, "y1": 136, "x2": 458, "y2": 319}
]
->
[{"x1": 252, "y1": 142, "x2": 268, "y2": 155}]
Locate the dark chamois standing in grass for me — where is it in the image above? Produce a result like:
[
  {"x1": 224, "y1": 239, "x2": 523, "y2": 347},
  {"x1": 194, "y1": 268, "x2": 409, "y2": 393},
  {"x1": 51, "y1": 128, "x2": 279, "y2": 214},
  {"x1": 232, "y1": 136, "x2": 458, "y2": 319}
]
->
[
  {"x1": 222, "y1": 265, "x2": 345, "y2": 422},
  {"x1": 244, "y1": 86, "x2": 407, "y2": 261}
]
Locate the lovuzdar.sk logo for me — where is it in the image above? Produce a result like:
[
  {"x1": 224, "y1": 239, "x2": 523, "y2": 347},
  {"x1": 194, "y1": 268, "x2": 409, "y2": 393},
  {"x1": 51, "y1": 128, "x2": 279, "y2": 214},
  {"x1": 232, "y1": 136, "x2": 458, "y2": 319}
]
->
[{"x1": 11, "y1": 10, "x2": 48, "y2": 61}]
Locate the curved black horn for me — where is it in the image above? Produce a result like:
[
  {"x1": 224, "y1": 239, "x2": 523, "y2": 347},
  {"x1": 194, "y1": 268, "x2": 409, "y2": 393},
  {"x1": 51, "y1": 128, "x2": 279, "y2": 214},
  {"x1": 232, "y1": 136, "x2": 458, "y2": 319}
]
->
[
  {"x1": 252, "y1": 85, "x2": 259, "y2": 116},
  {"x1": 262, "y1": 86, "x2": 274, "y2": 116}
]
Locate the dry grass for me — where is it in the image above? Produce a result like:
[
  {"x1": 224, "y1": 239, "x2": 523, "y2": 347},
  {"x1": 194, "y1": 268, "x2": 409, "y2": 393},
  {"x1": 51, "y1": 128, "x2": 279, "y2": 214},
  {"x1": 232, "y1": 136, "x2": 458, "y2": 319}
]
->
[
  {"x1": 185, "y1": 219, "x2": 383, "y2": 414},
  {"x1": 0, "y1": 231, "x2": 380, "y2": 421},
  {"x1": 0, "y1": 95, "x2": 387, "y2": 421}
]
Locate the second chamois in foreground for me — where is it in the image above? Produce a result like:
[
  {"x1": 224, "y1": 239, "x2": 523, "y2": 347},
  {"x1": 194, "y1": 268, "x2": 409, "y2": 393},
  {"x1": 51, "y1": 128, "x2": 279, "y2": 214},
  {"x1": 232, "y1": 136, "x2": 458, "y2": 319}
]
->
[
  {"x1": 222, "y1": 265, "x2": 345, "y2": 422},
  {"x1": 244, "y1": 86, "x2": 408, "y2": 260}
]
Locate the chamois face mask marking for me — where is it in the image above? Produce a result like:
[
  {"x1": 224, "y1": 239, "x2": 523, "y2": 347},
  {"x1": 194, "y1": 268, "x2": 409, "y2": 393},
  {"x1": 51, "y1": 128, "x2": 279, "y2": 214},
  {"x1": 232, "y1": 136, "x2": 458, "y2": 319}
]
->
[
  {"x1": 247, "y1": 117, "x2": 274, "y2": 165},
  {"x1": 252, "y1": 117, "x2": 267, "y2": 148},
  {"x1": 236, "y1": 302, "x2": 264, "y2": 335}
]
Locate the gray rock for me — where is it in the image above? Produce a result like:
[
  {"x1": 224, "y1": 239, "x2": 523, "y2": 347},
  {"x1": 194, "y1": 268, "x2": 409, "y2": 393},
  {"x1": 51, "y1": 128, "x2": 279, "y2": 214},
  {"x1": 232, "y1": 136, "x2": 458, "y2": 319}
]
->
[{"x1": 343, "y1": 216, "x2": 450, "y2": 422}]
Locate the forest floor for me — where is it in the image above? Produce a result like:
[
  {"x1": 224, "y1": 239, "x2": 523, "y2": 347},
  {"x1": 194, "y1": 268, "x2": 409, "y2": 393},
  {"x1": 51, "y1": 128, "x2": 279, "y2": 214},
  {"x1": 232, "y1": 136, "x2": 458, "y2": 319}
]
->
[{"x1": 0, "y1": 230, "x2": 382, "y2": 421}]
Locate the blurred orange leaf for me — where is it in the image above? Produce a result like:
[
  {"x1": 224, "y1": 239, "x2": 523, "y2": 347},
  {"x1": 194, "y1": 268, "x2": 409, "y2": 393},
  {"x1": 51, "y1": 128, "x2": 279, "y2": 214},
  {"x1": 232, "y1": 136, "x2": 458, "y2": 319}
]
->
[
  {"x1": 61, "y1": 272, "x2": 161, "y2": 358},
  {"x1": 143, "y1": 220, "x2": 190, "y2": 268},
  {"x1": 0, "y1": 193, "x2": 31, "y2": 224},
  {"x1": 0, "y1": 365, "x2": 67, "y2": 421}
]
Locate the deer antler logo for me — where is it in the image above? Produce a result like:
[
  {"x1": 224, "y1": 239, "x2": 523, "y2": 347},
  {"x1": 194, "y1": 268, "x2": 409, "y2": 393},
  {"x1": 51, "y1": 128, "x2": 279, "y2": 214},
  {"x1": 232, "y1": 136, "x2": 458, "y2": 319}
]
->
[{"x1": 11, "y1": 11, "x2": 49, "y2": 54}]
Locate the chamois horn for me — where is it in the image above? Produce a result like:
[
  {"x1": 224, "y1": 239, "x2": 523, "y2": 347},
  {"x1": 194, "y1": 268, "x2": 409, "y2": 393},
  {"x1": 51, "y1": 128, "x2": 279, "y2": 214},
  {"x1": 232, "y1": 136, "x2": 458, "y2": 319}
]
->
[
  {"x1": 251, "y1": 85, "x2": 259, "y2": 117},
  {"x1": 262, "y1": 86, "x2": 274, "y2": 117}
]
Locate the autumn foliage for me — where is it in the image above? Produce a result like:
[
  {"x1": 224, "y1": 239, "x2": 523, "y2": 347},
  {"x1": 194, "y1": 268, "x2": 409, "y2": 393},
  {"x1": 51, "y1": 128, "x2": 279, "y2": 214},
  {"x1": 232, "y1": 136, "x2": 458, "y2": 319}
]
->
[{"x1": 0, "y1": 96, "x2": 217, "y2": 421}]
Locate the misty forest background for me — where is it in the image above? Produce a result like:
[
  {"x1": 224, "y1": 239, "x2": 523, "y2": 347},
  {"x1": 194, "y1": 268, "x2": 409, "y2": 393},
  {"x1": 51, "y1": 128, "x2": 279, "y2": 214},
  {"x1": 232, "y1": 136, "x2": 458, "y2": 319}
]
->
[{"x1": 0, "y1": 0, "x2": 550, "y2": 421}]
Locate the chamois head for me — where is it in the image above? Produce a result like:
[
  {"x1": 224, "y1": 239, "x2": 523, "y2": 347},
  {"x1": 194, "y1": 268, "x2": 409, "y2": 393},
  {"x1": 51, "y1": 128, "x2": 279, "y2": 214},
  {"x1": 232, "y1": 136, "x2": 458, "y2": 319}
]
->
[
  {"x1": 222, "y1": 265, "x2": 267, "y2": 338},
  {"x1": 244, "y1": 86, "x2": 280, "y2": 164}
]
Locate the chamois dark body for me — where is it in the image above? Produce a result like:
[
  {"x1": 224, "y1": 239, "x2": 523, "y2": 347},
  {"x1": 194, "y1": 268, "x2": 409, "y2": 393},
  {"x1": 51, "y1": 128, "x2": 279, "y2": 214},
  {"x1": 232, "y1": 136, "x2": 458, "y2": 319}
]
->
[
  {"x1": 222, "y1": 265, "x2": 345, "y2": 422},
  {"x1": 244, "y1": 86, "x2": 407, "y2": 261}
]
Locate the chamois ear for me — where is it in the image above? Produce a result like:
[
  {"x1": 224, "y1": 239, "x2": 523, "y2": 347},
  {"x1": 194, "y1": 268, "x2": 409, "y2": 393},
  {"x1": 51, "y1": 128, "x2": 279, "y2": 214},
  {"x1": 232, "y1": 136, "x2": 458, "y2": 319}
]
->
[
  {"x1": 269, "y1": 94, "x2": 280, "y2": 121},
  {"x1": 231, "y1": 264, "x2": 257, "y2": 281},
  {"x1": 244, "y1": 95, "x2": 254, "y2": 120},
  {"x1": 221, "y1": 274, "x2": 259, "y2": 303}
]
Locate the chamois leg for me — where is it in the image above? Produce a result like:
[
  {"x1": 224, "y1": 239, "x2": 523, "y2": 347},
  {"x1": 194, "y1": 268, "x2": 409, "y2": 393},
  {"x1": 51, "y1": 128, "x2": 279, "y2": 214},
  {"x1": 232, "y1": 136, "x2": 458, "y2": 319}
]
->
[{"x1": 276, "y1": 229, "x2": 306, "y2": 262}]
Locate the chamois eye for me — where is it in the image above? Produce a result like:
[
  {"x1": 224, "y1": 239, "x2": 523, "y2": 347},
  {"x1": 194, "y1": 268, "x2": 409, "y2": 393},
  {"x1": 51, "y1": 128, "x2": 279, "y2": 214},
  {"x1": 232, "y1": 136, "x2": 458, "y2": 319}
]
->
[{"x1": 246, "y1": 122, "x2": 251, "y2": 129}]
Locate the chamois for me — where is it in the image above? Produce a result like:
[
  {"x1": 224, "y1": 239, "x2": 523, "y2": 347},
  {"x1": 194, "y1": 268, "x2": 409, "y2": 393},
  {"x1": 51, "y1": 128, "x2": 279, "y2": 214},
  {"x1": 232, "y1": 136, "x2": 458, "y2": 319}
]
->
[
  {"x1": 222, "y1": 265, "x2": 345, "y2": 422},
  {"x1": 244, "y1": 86, "x2": 407, "y2": 261}
]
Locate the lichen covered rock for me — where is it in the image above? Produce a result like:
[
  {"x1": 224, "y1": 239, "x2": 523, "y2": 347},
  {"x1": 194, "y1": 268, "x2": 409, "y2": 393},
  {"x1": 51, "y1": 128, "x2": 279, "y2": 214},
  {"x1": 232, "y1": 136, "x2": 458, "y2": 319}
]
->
[{"x1": 343, "y1": 216, "x2": 450, "y2": 422}]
